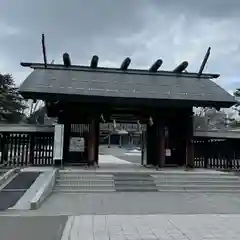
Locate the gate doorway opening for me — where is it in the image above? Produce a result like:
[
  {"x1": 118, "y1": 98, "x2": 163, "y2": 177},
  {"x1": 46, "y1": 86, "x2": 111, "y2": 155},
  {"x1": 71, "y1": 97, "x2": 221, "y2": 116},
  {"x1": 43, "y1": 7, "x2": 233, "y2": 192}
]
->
[
  {"x1": 63, "y1": 124, "x2": 90, "y2": 166},
  {"x1": 99, "y1": 123, "x2": 144, "y2": 166}
]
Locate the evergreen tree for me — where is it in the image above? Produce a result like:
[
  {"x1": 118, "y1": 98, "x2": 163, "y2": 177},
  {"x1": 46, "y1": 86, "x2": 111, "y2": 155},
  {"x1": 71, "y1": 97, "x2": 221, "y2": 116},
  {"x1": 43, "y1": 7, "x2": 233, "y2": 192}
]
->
[
  {"x1": 227, "y1": 89, "x2": 240, "y2": 127},
  {"x1": 0, "y1": 74, "x2": 26, "y2": 123},
  {"x1": 234, "y1": 88, "x2": 240, "y2": 104}
]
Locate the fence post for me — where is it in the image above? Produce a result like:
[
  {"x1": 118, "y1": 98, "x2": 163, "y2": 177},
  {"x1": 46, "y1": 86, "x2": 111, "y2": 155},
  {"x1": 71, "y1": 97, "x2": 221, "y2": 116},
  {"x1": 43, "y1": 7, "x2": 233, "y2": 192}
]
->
[
  {"x1": 53, "y1": 124, "x2": 64, "y2": 166},
  {"x1": 204, "y1": 139, "x2": 209, "y2": 168},
  {"x1": 29, "y1": 133, "x2": 35, "y2": 165},
  {"x1": 1, "y1": 133, "x2": 9, "y2": 166},
  {"x1": 226, "y1": 139, "x2": 232, "y2": 169}
]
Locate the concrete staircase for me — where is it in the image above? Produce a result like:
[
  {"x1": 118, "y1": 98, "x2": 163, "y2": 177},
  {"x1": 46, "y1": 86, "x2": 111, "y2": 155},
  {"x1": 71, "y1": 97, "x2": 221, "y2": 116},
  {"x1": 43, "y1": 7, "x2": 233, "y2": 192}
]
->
[
  {"x1": 152, "y1": 171, "x2": 240, "y2": 193},
  {"x1": 54, "y1": 172, "x2": 115, "y2": 193},
  {"x1": 53, "y1": 170, "x2": 240, "y2": 193},
  {"x1": 114, "y1": 173, "x2": 158, "y2": 192}
]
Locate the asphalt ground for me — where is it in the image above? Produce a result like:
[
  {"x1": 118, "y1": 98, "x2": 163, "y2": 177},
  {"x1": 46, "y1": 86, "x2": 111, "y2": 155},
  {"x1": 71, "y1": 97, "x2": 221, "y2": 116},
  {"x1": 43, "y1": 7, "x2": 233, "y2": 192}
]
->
[
  {"x1": 0, "y1": 215, "x2": 67, "y2": 240},
  {"x1": 0, "y1": 172, "x2": 40, "y2": 211}
]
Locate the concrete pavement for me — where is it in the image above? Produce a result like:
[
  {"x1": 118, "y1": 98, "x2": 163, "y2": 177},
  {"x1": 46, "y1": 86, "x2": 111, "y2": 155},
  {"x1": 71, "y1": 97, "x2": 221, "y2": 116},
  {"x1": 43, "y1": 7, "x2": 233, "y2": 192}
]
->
[
  {"x1": 0, "y1": 214, "x2": 239, "y2": 239},
  {"x1": 61, "y1": 214, "x2": 240, "y2": 240},
  {"x1": 2, "y1": 191, "x2": 240, "y2": 216}
]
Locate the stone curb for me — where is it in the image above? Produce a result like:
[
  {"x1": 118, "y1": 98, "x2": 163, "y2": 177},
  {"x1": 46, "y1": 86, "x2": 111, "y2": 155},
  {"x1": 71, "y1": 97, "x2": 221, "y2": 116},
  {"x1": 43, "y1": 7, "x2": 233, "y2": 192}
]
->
[
  {"x1": 30, "y1": 169, "x2": 57, "y2": 210},
  {"x1": 0, "y1": 168, "x2": 20, "y2": 186}
]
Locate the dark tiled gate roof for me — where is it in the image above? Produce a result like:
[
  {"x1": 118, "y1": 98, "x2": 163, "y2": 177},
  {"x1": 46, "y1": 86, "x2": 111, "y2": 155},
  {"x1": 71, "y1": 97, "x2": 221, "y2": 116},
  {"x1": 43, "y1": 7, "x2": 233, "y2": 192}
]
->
[{"x1": 19, "y1": 65, "x2": 236, "y2": 106}]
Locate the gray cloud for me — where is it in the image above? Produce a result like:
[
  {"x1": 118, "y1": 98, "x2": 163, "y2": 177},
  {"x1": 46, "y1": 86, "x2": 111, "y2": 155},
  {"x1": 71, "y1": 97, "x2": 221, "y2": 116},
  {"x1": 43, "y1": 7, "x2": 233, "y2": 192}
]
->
[
  {"x1": 152, "y1": 0, "x2": 240, "y2": 18},
  {"x1": 0, "y1": 0, "x2": 239, "y2": 91}
]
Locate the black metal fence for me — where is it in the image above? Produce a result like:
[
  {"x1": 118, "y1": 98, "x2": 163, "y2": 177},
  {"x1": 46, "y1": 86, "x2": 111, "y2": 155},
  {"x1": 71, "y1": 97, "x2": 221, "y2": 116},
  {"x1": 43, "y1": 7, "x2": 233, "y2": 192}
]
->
[
  {"x1": 193, "y1": 138, "x2": 240, "y2": 170},
  {"x1": 0, "y1": 126, "x2": 54, "y2": 167}
]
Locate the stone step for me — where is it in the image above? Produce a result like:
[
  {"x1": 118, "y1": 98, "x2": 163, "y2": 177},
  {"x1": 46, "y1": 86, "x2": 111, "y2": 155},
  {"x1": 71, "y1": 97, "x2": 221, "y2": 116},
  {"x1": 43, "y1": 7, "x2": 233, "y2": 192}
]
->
[
  {"x1": 57, "y1": 178, "x2": 114, "y2": 182},
  {"x1": 53, "y1": 186, "x2": 115, "y2": 192},
  {"x1": 114, "y1": 177, "x2": 153, "y2": 181},
  {"x1": 56, "y1": 183, "x2": 115, "y2": 188},
  {"x1": 115, "y1": 185, "x2": 157, "y2": 189},
  {"x1": 115, "y1": 186, "x2": 158, "y2": 192},
  {"x1": 115, "y1": 185, "x2": 158, "y2": 189},
  {"x1": 152, "y1": 176, "x2": 240, "y2": 182},
  {"x1": 57, "y1": 174, "x2": 113, "y2": 179},
  {"x1": 150, "y1": 172, "x2": 237, "y2": 178},
  {"x1": 157, "y1": 189, "x2": 240, "y2": 193},
  {"x1": 116, "y1": 189, "x2": 158, "y2": 192},
  {"x1": 115, "y1": 181, "x2": 156, "y2": 186},
  {"x1": 113, "y1": 173, "x2": 150, "y2": 177},
  {"x1": 56, "y1": 179, "x2": 114, "y2": 184},
  {"x1": 156, "y1": 184, "x2": 240, "y2": 190},
  {"x1": 151, "y1": 174, "x2": 240, "y2": 180},
  {"x1": 154, "y1": 180, "x2": 240, "y2": 185},
  {"x1": 53, "y1": 188, "x2": 116, "y2": 193},
  {"x1": 114, "y1": 178, "x2": 154, "y2": 182},
  {"x1": 58, "y1": 173, "x2": 113, "y2": 177}
]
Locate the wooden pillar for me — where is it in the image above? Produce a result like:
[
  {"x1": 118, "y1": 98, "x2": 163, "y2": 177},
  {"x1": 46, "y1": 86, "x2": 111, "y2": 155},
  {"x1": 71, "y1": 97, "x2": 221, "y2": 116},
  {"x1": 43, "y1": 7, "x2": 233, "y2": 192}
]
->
[
  {"x1": 88, "y1": 119, "x2": 95, "y2": 164},
  {"x1": 186, "y1": 112, "x2": 194, "y2": 168},
  {"x1": 156, "y1": 121, "x2": 165, "y2": 168},
  {"x1": 141, "y1": 131, "x2": 146, "y2": 165},
  {"x1": 146, "y1": 124, "x2": 154, "y2": 165},
  {"x1": 146, "y1": 117, "x2": 166, "y2": 167},
  {"x1": 94, "y1": 121, "x2": 100, "y2": 164},
  {"x1": 87, "y1": 116, "x2": 100, "y2": 165},
  {"x1": 108, "y1": 133, "x2": 111, "y2": 148}
]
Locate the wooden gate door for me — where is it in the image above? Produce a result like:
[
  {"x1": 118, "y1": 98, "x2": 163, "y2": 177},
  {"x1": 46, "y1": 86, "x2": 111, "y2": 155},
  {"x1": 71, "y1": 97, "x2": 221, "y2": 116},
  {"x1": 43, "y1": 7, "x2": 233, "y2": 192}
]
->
[{"x1": 165, "y1": 124, "x2": 186, "y2": 167}]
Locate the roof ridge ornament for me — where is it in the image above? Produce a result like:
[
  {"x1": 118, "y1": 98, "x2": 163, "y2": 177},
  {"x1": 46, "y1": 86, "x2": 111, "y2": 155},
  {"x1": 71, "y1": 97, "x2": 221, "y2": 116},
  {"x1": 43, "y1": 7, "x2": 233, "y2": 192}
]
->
[
  {"x1": 198, "y1": 47, "x2": 211, "y2": 77},
  {"x1": 173, "y1": 61, "x2": 188, "y2": 73},
  {"x1": 90, "y1": 55, "x2": 99, "y2": 68},
  {"x1": 63, "y1": 53, "x2": 71, "y2": 67},
  {"x1": 41, "y1": 33, "x2": 48, "y2": 68},
  {"x1": 149, "y1": 59, "x2": 163, "y2": 72},
  {"x1": 120, "y1": 57, "x2": 131, "y2": 71}
]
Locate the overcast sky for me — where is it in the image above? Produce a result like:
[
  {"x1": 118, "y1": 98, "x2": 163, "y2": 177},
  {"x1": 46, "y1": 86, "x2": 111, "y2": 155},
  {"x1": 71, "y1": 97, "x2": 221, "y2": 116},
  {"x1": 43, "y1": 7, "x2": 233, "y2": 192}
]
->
[{"x1": 0, "y1": 0, "x2": 239, "y2": 93}]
